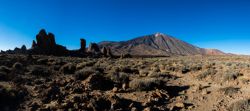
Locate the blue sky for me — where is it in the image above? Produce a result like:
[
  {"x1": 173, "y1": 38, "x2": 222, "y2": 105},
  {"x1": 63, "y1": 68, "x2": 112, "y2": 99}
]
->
[{"x1": 0, "y1": 0, "x2": 250, "y2": 54}]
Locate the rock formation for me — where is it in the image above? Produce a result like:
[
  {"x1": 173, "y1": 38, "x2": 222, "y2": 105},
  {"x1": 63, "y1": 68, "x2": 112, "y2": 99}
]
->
[
  {"x1": 80, "y1": 38, "x2": 86, "y2": 52},
  {"x1": 1, "y1": 29, "x2": 112, "y2": 58},
  {"x1": 101, "y1": 47, "x2": 108, "y2": 56},
  {"x1": 101, "y1": 47, "x2": 113, "y2": 57},
  {"x1": 30, "y1": 29, "x2": 68, "y2": 56},
  {"x1": 87, "y1": 43, "x2": 100, "y2": 54},
  {"x1": 2, "y1": 45, "x2": 28, "y2": 54}
]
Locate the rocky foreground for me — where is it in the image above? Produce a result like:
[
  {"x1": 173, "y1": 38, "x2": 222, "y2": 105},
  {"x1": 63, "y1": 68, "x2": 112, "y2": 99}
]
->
[{"x1": 1, "y1": 54, "x2": 250, "y2": 111}]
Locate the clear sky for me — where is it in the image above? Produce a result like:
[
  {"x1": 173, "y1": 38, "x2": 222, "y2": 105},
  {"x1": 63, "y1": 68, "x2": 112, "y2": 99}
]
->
[{"x1": 0, "y1": 0, "x2": 250, "y2": 54}]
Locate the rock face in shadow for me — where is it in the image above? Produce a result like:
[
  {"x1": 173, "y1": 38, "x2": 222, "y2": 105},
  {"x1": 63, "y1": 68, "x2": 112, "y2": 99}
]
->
[
  {"x1": 2, "y1": 45, "x2": 28, "y2": 54},
  {"x1": 101, "y1": 47, "x2": 113, "y2": 57},
  {"x1": 1, "y1": 29, "x2": 227, "y2": 58},
  {"x1": 30, "y1": 29, "x2": 68, "y2": 56},
  {"x1": 87, "y1": 43, "x2": 101, "y2": 54},
  {"x1": 80, "y1": 39, "x2": 86, "y2": 52},
  {"x1": 1, "y1": 29, "x2": 113, "y2": 58}
]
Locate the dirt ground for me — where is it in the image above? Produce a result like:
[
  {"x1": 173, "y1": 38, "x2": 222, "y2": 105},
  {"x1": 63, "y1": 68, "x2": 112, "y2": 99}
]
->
[{"x1": 1, "y1": 54, "x2": 250, "y2": 111}]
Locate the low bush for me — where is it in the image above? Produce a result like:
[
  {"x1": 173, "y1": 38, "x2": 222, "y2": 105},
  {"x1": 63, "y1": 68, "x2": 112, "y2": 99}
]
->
[
  {"x1": 27, "y1": 65, "x2": 51, "y2": 77},
  {"x1": 223, "y1": 71, "x2": 242, "y2": 81},
  {"x1": 129, "y1": 77, "x2": 164, "y2": 91},
  {"x1": 197, "y1": 68, "x2": 217, "y2": 80},
  {"x1": 228, "y1": 99, "x2": 250, "y2": 111},
  {"x1": 219, "y1": 87, "x2": 239, "y2": 95},
  {"x1": 60, "y1": 63, "x2": 76, "y2": 74},
  {"x1": 74, "y1": 67, "x2": 95, "y2": 80}
]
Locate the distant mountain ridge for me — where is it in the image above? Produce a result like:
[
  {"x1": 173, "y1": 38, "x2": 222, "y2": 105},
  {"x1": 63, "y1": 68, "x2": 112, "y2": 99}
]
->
[{"x1": 99, "y1": 33, "x2": 227, "y2": 56}]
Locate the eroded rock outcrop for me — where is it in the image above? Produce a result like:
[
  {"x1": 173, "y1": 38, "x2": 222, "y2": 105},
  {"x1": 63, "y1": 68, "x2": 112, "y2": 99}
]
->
[
  {"x1": 30, "y1": 29, "x2": 68, "y2": 56},
  {"x1": 80, "y1": 38, "x2": 86, "y2": 52},
  {"x1": 1, "y1": 29, "x2": 114, "y2": 58},
  {"x1": 101, "y1": 47, "x2": 113, "y2": 57},
  {"x1": 87, "y1": 43, "x2": 101, "y2": 54}
]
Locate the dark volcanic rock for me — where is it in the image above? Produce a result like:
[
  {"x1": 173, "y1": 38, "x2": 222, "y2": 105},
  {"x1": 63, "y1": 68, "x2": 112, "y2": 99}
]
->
[
  {"x1": 21, "y1": 45, "x2": 27, "y2": 51},
  {"x1": 4, "y1": 45, "x2": 28, "y2": 54},
  {"x1": 101, "y1": 47, "x2": 107, "y2": 56},
  {"x1": 87, "y1": 43, "x2": 100, "y2": 54},
  {"x1": 101, "y1": 47, "x2": 113, "y2": 57},
  {"x1": 80, "y1": 38, "x2": 86, "y2": 52},
  {"x1": 30, "y1": 29, "x2": 68, "y2": 56},
  {"x1": 32, "y1": 40, "x2": 37, "y2": 49},
  {"x1": 107, "y1": 47, "x2": 113, "y2": 57},
  {"x1": 1, "y1": 29, "x2": 113, "y2": 58}
]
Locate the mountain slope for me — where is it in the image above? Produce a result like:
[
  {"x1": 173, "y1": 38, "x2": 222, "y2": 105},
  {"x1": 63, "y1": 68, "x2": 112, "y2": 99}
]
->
[{"x1": 99, "y1": 33, "x2": 226, "y2": 56}]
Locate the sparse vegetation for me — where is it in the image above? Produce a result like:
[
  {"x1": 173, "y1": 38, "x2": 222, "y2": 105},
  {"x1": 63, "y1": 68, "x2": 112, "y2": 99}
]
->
[
  {"x1": 1, "y1": 54, "x2": 250, "y2": 110},
  {"x1": 129, "y1": 77, "x2": 164, "y2": 91},
  {"x1": 228, "y1": 99, "x2": 250, "y2": 111},
  {"x1": 219, "y1": 87, "x2": 240, "y2": 95},
  {"x1": 223, "y1": 71, "x2": 242, "y2": 81},
  {"x1": 197, "y1": 68, "x2": 217, "y2": 80},
  {"x1": 60, "y1": 63, "x2": 76, "y2": 74}
]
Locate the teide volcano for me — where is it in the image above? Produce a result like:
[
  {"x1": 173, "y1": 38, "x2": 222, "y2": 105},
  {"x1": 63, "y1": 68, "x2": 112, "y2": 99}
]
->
[{"x1": 99, "y1": 33, "x2": 226, "y2": 56}]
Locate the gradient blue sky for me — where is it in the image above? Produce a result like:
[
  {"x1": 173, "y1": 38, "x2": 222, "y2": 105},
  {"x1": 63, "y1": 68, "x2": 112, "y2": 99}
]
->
[{"x1": 0, "y1": 0, "x2": 250, "y2": 54}]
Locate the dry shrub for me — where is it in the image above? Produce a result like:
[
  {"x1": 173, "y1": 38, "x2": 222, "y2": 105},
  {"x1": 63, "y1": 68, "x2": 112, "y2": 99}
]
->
[
  {"x1": 228, "y1": 99, "x2": 250, "y2": 111},
  {"x1": 60, "y1": 63, "x2": 76, "y2": 74},
  {"x1": 74, "y1": 67, "x2": 95, "y2": 80},
  {"x1": 223, "y1": 71, "x2": 242, "y2": 81},
  {"x1": 27, "y1": 65, "x2": 51, "y2": 77},
  {"x1": 197, "y1": 68, "x2": 217, "y2": 80},
  {"x1": 129, "y1": 77, "x2": 164, "y2": 91},
  {"x1": 219, "y1": 87, "x2": 239, "y2": 95}
]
